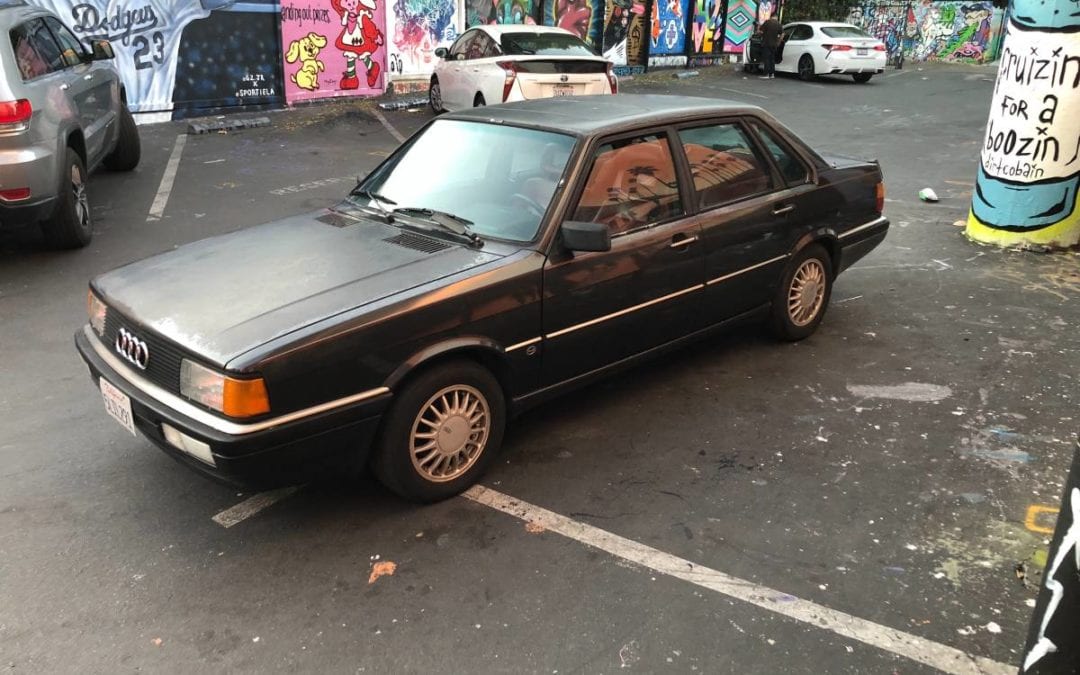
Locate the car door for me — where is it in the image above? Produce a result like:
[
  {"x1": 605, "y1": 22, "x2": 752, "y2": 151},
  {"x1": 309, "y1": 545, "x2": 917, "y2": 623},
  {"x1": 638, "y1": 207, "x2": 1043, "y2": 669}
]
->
[
  {"x1": 674, "y1": 119, "x2": 799, "y2": 320},
  {"x1": 541, "y1": 129, "x2": 706, "y2": 385},
  {"x1": 43, "y1": 16, "x2": 114, "y2": 164},
  {"x1": 776, "y1": 24, "x2": 810, "y2": 72},
  {"x1": 441, "y1": 30, "x2": 477, "y2": 110},
  {"x1": 459, "y1": 30, "x2": 498, "y2": 106}
]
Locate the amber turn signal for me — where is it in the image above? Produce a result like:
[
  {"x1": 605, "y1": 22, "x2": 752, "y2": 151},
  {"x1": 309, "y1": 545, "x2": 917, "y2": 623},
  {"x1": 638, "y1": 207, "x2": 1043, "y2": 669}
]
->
[
  {"x1": 222, "y1": 377, "x2": 270, "y2": 418},
  {"x1": 875, "y1": 182, "x2": 885, "y2": 213}
]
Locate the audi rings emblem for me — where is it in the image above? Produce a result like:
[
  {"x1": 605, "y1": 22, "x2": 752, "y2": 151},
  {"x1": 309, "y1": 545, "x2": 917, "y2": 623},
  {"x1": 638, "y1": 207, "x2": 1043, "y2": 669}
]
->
[{"x1": 115, "y1": 328, "x2": 149, "y2": 370}]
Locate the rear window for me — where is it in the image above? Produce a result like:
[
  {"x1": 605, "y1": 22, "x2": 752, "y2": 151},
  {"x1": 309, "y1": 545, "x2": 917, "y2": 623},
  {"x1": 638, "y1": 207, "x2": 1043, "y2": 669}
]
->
[
  {"x1": 500, "y1": 32, "x2": 597, "y2": 57},
  {"x1": 820, "y1": 26, "x2": 872, "y2": 38}
]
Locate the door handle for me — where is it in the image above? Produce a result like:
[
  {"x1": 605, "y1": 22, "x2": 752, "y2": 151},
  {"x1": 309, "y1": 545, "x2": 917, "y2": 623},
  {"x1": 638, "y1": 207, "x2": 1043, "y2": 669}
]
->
[
  {"x1": 83, "y1": 74, "x2": 94, "y2": 80},
  {"x1": 772, "y1": 204, "x2": 795, "y2": 215},
  {"x1": 60, "y1": 83, "x2": 69, "y2": 90},
  {"x1": 669, "y1": 234, "x2": 699, "y2": 249}
]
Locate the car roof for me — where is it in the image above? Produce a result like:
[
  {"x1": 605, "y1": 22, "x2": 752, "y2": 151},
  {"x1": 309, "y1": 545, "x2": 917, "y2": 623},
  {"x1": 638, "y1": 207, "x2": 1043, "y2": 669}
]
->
[
  {"x1": 477, "y1": 24, "x2": 576, "y2": 38},
  {"x1": 444, "y1": 94, "x2": 766, "y2": 137}
]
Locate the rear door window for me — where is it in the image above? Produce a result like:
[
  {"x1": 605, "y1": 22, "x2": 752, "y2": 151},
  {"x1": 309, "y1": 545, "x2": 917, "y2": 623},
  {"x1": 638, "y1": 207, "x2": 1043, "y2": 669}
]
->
[
  {"x1": 751, "y1": 122, "x2": 810, "y2": 186},
  {"x1": 677, "y1": 123, "x2": 774, "y2": 209},
  {"x1": 10, "y1": 19, "x2": 64, "y2": 80}
]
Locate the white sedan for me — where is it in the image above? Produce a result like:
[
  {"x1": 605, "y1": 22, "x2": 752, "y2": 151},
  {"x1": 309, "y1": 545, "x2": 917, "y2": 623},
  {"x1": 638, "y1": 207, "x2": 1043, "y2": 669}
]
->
[
  {"x1": 429, "y1": 25, "x2": 617, "y2": 112},
  {"x1": 774, "y1": 22, "x2": 887, "y2": 83}
]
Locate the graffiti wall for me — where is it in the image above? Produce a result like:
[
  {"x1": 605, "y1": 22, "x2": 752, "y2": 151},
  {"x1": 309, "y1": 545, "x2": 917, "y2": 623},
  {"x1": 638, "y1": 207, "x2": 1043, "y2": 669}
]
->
[
  {"x1": 387, "y1": 0, "x2": 459, "y2": 78},
  {"x1": 847, "y1": 0, "x2": 1005, "y2": 64},
  {"x1": 280, "y1": 0, "x2": 388, "y2": 103},
  {"x1": 546, "y1": 0, "x2": 602, "y2": 45},
  {"x1": 722, "y1": 0, "x2": 755, "y2": 53},
  {"x1": 27, "y1": 0, "x2": 281, "y2": 115},
  {"x1": 602, "y1": 0, "x2": 646, "y2": 65},
  {"x1": 690, "y1": 0, "x2": 724, "y2": 55},
  {"x1": 966, "y1": 1, "x2": 1080, "y2": 249},
  {"x1": 466, "y1": 0, "x2": 538, "y2": 26},
  {"x1": 650, "y1": 0, "x2": 687, "y2": 57}
]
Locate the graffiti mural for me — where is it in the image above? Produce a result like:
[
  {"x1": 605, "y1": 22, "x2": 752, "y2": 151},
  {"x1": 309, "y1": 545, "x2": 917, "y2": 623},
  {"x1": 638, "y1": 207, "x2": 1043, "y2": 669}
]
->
[
  {"x1": 387, "y1": 0, "x2": 458, "y2": 78},
  {"x1": 27, "y1": 0, "x2": 278, "y2": 114},
  {"x1": 280, "y1": 0, "x2": 388, "y2": 103},
  {"x1": 466, "y1": 0, "x2": 537, "y2": 27},
  {"x1": 690, "y1": 0, "x2": 724, "y2": 55},
  {"x1": 650, "y1": 0, "x2": 687, "y2": 55},
  {"x1": 966, "y1": 0, "x2": 1080, "y2": 249},
  {"x1": 722, "y1": 0, "x2": 756, "y2": 53},
  {"x1": 549, "y1": 0, "x2": 600, "y2": 44},
  {"x1": 846, "y1": 1, "x2": 914, "y2": 66},
  {"x1": 602, "y1": 0, "x2": 645, "y2": 65},
  {"x1": 848, "y1": 0, "x2": 1005, "y2": 65}
]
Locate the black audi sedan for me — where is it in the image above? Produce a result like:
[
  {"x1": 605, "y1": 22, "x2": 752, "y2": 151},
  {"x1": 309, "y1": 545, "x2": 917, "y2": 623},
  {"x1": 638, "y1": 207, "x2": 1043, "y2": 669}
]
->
[{"x1": 75, "y1": 95, "x2": 888, "y2": 502}]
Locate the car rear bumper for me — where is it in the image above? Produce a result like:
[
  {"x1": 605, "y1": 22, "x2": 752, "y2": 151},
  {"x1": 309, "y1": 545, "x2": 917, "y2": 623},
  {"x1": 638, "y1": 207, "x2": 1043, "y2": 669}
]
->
[
  {"x1": 0, "y1": 143, "x2": 57, "y2": 227},
  {"x1": 74, "y1": 325, "x2": 392, "y2": 488},
  {"x1": 837, "y1": 215, "x2": 889, "y2": 273},
  {"x1": 823, "y1": 53, "x2": 887, "y2": 74}
]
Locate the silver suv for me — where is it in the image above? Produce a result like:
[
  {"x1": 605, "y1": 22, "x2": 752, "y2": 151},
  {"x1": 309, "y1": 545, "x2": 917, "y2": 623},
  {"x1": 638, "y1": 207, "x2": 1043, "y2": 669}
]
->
[{"x1": 0, "y1": 2, "x2": 139, "y2": 248}]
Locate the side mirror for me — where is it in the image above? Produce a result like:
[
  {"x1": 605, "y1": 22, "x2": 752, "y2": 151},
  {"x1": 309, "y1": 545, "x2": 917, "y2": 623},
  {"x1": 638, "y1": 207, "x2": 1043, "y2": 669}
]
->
[
  {"x1": 561, "y1": 221, "x2": 611, "y2": 252},
  {"x1": 91, "y1": 39, "x2": 114, "y2": 60},
  {"x1": 434, "y1": 47, "x2": 448, "y2": 59}
]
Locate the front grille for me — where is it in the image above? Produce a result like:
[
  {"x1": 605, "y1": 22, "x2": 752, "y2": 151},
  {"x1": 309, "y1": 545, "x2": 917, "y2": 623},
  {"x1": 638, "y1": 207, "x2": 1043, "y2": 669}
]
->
[{"x1": 102, "y1": 310, "x2": 186, "y2": 395}]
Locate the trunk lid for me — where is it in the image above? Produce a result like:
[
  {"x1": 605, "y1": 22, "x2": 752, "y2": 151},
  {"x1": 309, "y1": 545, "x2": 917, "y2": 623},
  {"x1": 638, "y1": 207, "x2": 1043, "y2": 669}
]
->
[{"x1": 510, "y1": 56, "x2": 611, "y2": 99}]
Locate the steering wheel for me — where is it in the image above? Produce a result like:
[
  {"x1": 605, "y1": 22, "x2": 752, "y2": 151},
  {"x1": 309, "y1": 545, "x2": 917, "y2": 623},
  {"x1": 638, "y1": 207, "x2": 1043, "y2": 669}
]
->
[{"x1": 510, "y1": 192, "x2": 546, "y2": 218}]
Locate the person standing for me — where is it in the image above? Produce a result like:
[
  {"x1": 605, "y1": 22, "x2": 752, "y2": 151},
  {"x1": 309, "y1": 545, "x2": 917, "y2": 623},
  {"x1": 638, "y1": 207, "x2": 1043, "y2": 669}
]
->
[{"x1": 759, "y1": 14, "x2": 781, "y2": 79}]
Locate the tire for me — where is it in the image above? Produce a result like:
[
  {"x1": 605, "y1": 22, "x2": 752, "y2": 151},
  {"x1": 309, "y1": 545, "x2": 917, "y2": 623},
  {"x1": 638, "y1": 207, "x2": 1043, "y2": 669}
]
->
[
  {"x1": 798, "y1": 55, "x2": 815, "y2": 81},
  {"x1": 474, "y1": 93, "x2": 486, "y2": 107},
  {"x1": 103, "y1": 103, "x2": 140, "y2": 171},
  {"x1": 40, "y1": 147, "x2": 92, "y2": 249},
  {"x1": 429, "y1": 76, "x2": 444, "y2": 113},
  {"x1": 852, "y1": 73, "x2": 873, "y2": 83},
  {"x1": 769, "y1": 243, "x2": 833, "y2": 341},
  {"x1": 371, "y1": 360, "x2": 506, "y2": 503}
]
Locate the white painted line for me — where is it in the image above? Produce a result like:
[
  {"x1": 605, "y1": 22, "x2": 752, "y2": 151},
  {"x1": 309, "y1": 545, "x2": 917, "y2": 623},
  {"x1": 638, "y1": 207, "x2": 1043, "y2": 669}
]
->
[
  {"x1": 373, "y1": 109, "x2": 406, "y2": 143},
  {"x1": 146, "y1": 134, "x2": 187, "y2": 222},
  {"x1": 211, "y1": 486, "x2": 301, "y2": 528},
  {"x1": 463, "y1": 485, "x2": 1014, "y2": 675},
  {"x1": 718, "y1": 86, "x2": 769, "y2": 99},
  {"x1": 885, "y1": 69, "x2": 913, "y2": 78}
]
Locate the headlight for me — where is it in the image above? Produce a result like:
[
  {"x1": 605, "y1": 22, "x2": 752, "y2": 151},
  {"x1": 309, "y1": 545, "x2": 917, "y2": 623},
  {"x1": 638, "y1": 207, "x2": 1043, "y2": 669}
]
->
[
  {"x1": 87, "y1": 290, "x2": 107, "y2": 336},
  {"x1": 180, "y1": 359, "x2": 270, "y2": 418}
]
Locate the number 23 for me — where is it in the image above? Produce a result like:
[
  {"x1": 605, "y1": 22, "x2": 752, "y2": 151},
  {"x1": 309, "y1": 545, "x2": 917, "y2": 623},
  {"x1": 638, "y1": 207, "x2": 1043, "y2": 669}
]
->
[{"x1": 133, "y1": 32, "x2": 164, "y2": 70}]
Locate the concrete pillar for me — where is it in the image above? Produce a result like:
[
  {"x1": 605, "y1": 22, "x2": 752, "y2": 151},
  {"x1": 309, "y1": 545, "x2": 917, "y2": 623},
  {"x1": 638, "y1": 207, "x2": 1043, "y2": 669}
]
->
[{"x1": 966, "y1": 0, "x2": 1080, "y2": 250}]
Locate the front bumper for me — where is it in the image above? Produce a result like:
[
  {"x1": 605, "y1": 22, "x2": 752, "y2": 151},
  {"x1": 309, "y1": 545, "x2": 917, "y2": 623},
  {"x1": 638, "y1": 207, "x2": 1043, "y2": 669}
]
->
[{"x1": 74, "y1": 325, "x2": 391, "y2": 488}]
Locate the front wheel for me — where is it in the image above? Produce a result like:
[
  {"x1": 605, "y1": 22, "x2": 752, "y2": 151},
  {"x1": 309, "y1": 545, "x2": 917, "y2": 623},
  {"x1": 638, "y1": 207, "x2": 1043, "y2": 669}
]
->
[
  {"x1": 852, "y1": 73, "x2": 873, "y2": 83},
  {"x1": 769, "y1": 244, "x2": 833, "y2": 341},
  {"x1": 798, "y1": 55, "x2": 815, "y2": 81},
  {"x1": 371, "y1": 360, "x2": 505, "y2": 503},
  {"x1": 40, "y1": 147, "x2": 92, "y2": 249},
  {"x1": 429, "y1": 76, "x2": 444, "y2": 113}
]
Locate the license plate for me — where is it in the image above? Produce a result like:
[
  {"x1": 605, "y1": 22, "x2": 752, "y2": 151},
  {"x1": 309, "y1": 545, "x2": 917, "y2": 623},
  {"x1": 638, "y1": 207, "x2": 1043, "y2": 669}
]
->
[
  {"x1": 100, "y1": 378, "x2": 136, "y2": 436},
  {"x1": 857, "y1": 48, "x2": 868, "y2": 55},
  {"x1": 553, "y1": 85, "x2": 574, "y2": 97}
]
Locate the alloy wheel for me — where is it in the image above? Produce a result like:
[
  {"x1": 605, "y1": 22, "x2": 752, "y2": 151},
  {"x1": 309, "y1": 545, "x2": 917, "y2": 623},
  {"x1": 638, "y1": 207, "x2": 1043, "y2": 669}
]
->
[
  {"x1": 72, "y1": 164, "x2": 89, "y2": 231},
  {"x1": 787, "y1": 258, "x2": 826, "y2": 326},
  {"x1": 409, "y1": 384, "x2": 490, "y2": 482}
]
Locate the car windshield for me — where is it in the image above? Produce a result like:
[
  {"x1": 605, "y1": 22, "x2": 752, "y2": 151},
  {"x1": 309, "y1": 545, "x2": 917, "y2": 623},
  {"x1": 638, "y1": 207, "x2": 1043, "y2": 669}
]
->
[
  {"x1": 820, "y1": 26, "x2": 872, "y2": 38},
  {"x1": 353, "y1": 119, "x2": 576, "y2": 242},
  {"x1": 500, "y1": 32, "x2": 597, "y2": 56}
]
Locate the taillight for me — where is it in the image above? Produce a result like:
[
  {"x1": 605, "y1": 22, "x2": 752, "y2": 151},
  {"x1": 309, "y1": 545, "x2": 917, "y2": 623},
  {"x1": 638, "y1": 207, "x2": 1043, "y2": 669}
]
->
[
  {"x1": 873, "y1": 44, "x2": 887, "y2": 51},
  {"x1": 875, "y1": 181, "x2": 885, "y2": 213},
  {"x1": 0, "y1": 99, "x2": 32, "y2": 131},
  {"x1": 605, "y1": 62, "x2": 618, "y2": 94},
  {"x1": 823, "y1": 44, "x2": 853, "y2": 52},
  {"x1": 0, "y1": 187, "x2": 30, "y2": 202},
  {"x1": 496, "y1": 61, "x2": 517, "y2": 102}
]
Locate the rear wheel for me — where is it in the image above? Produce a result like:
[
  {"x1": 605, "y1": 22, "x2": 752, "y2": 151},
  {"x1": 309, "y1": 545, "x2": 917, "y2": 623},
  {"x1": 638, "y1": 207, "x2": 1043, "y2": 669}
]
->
[
  {"x1": 769, "y1": 244, "x2": 832, "y2": 341},
  {"x1": 852, "y1": 73, "x2": 873, "y2": 83},
  {"x1": 473, "y1": 93, "x2": 486, "y2": 107},
  {"x1": 429, "y1": 76, "x2": 443, "y2": 113},
  {"x1": 40, "y1": 147, "x2": 91, "y2": 249},
  {"x1": 371, "y1": 360, "x2": 505, "y2": 503},
  {"x1": 798, "y1": 55, "x2": 815, "y2": 81},
  {"x1": 103, "y1": 103, "x2": 140, "y2": 171}
]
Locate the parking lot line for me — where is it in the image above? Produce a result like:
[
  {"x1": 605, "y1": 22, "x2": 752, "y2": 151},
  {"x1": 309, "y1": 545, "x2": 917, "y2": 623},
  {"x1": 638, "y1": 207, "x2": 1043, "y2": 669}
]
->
[
  {"x1": 146, "y1": 134, "x2": 187, "y2": 222},
  {"x1": 211, "y1": 486, "x2": 301, "y2": 528},
  {"x1": 464, "y1": 485, "x2": 1015, "y2": 675},
  {"x1": 373, "y1": 109, "x2": 406, "y2": 143},
  {"x1": 718, "y1": 87, "x2": 770, "y2": 100}
]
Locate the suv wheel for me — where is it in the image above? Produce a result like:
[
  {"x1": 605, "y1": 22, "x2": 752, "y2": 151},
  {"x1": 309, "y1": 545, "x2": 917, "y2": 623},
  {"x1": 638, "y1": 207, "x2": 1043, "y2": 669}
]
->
[
  {"x1": 103, "y1": 104, "x2": 140, "y2": 171},
  {"x1": 41, "y1": 147, "x2": 91, "y2": 249}
]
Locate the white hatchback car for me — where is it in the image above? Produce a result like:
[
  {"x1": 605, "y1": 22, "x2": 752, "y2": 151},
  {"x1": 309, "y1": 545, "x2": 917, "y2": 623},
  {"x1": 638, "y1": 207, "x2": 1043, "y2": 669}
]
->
[
  {"x1": 774, "y1": 22, "x2": 887, "y2": 83},
  {"x1": 429, "y1": 25, "x2": 617, "y2": 112}
]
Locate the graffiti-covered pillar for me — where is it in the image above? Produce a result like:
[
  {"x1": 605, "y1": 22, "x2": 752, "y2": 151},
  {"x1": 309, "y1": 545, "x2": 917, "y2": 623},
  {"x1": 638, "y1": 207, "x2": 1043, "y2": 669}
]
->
[{"x1": 966, "y1": 0, "x2": 1080, "y2": 249}]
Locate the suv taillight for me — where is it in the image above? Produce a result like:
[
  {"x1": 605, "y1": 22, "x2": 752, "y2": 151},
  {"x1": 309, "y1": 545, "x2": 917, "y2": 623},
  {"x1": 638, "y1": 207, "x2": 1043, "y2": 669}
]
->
[
  {"x1": 496, "y1": 61, "x2": 517, "y2": 102},
  {"x1": 606, "y1": 63, "x2": 618, "y2": 94},
  {"x1": 0, "y1": 99, "x2": 32, "y2": 131}
]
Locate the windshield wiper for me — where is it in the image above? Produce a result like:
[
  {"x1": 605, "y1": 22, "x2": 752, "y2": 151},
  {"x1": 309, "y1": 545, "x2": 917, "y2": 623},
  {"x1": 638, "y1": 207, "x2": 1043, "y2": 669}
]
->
[
  {"x1": 393, "y1": 207, "x2": 482, "y2": 246},
  {"x1": 348, "y1": 188, "x2": 397, "y2": 221}
]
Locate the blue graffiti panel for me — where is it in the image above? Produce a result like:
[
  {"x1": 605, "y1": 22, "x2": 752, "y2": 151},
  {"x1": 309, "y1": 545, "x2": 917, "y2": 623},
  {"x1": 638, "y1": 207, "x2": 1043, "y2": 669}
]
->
[{"x1": 651, "y1": 0, "x2": 688, "y2": 54}]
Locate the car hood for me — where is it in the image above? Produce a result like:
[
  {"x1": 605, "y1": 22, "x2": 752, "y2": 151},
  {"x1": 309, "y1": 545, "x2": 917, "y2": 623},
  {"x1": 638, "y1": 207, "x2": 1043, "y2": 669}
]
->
[{"x1": 93, "y1": 209, "x2": 505, "y2": 367}]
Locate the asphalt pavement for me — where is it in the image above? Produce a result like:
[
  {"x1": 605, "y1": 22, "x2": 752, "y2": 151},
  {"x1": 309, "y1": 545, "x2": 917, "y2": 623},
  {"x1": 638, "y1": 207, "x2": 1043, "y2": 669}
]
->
[{"x1": 1, "y1": 63, "x2": 1077, "y2": 674}]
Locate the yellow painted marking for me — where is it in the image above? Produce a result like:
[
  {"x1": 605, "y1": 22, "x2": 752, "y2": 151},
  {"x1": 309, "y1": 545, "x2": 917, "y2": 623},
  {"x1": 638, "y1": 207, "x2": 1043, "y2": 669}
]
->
[{"x1": 1024, "y1": 504, "x2": 1059, "y2": 535}]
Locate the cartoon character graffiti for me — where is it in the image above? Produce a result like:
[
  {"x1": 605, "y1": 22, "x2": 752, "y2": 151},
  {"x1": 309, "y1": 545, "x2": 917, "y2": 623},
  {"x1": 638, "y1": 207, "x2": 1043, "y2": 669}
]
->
[
  {"x1": 556, "y1": 0, "x2": 593, "y2": 41},
  {"x1": 466, "y1": 0, "x2": 536, "y2": 26},
  {"x1": 286, "y1": 33, "x2": 328, "y2": 90},
  {"x1": 332, "y1": 0, "x2": 384, "y2": 89}
]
